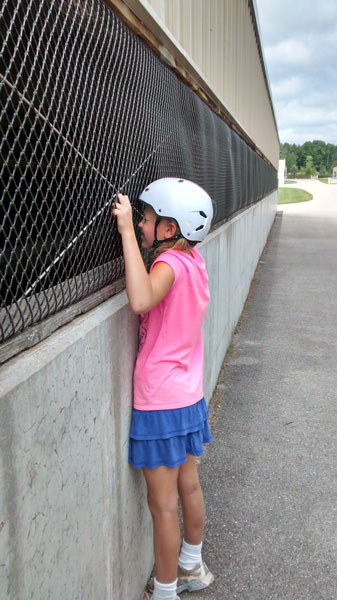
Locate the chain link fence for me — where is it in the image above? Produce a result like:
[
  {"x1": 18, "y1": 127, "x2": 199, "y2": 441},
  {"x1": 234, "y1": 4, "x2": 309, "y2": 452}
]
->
[{"x1": 1, "y1": 0, "x2": 277, "y2": 344}]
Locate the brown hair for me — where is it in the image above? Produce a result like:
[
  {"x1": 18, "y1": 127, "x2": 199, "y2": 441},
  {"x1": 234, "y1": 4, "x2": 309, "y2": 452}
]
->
[{"x1": 152, "y1": 237, "x2": 196, "y2": 259}]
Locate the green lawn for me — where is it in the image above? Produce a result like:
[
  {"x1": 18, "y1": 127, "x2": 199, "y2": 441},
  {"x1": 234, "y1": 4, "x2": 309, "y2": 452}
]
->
[
  {"x1": 319, "y1": 178, "x2": 329, "y2": 184},
  {"x1": 285, "y1": 180, "x2": 297, "y2": 184},
  {"x1": 278, "y1": 188, "x2": 313, "y2": 204}
]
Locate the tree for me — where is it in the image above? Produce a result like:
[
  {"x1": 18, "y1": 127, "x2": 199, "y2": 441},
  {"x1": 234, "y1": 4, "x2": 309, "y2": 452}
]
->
[
  {"x1": 301, "y1": 155, "x2": 315, "y2": 177},
  {"x1": 286, "y1": 152, "x2": 297, "y2": 174},
  {"x1": 311, "y1": 140, "x2": 325, "y2": 169},
  {"x1": 280, "y1": 141, "x2": 337, "y2": 176}
]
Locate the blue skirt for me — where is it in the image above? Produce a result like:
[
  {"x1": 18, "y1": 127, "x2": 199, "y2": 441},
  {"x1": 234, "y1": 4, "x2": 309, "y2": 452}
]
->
[{"x1": 129, "y1": 397, "x2": 212, "y2": 470}]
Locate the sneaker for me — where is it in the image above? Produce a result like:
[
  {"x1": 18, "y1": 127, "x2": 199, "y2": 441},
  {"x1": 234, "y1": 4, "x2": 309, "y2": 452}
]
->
[{"x1": 177, "y1": 561, "x2": 214, "y2": 594}]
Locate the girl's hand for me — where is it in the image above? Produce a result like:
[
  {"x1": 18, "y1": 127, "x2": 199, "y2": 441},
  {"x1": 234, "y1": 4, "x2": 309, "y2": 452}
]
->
[
  {"x1": 112, "y1": 193, "x2": 134, "y2": 235},
  {"x1": 111, "y1": 193, "x2": 174, "y2": 314}
]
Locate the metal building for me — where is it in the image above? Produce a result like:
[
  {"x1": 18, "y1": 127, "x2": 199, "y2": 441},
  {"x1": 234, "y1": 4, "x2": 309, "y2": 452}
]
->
[
  {"x1": 0, "y1": 2, "x2": 279, "y2": 599},
  {"x1": 143, "y1": 0, "x2": 279, "y2": 166}
]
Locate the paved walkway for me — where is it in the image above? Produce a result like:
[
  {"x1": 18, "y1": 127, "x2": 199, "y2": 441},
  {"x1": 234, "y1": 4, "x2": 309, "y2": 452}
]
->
[{"x1": 188, "y1": 180, "x2": 337, "y2": 600}]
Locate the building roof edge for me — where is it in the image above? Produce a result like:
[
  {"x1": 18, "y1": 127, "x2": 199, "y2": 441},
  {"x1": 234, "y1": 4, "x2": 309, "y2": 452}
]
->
[{"x1": 248, "y1": 0, "x2": 280, "y2": 144}]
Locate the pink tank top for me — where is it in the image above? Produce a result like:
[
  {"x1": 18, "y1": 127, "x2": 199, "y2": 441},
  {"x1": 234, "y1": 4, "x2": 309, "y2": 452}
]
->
[{"x1": 133, "y1": 248, "x2": 210, "y2": 410}]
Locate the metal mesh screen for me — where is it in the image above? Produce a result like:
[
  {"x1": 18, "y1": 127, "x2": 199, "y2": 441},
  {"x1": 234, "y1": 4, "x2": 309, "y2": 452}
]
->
[{"x1": 1, "y1": 0, "x2": 278, "y2": 344}]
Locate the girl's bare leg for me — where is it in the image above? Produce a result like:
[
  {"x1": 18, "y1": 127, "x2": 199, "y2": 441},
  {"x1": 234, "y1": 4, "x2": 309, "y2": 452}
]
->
[
  {"x1": 143, "y1": 465, "x2": 180, "y2": 583},
  {"x1": 178, "y1": 454, "x2": 205, "y2": 545}
]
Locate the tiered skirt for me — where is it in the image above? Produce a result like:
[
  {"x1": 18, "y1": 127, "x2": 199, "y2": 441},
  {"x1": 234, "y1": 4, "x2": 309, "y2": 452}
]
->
[{"x1": 129, "y1": 397, "x2": 212, "y2": 470}]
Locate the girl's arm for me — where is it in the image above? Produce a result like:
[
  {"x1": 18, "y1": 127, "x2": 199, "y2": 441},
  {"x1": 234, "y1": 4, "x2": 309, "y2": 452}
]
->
[{"x1": 112, "y1": 194, "x2": 174, "y2": 314}]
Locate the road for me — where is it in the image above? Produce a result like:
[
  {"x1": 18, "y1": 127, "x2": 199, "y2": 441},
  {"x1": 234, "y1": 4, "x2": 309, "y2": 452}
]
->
[{"x1": 188, "y1": 180, "x2": 337, "y2": 600}]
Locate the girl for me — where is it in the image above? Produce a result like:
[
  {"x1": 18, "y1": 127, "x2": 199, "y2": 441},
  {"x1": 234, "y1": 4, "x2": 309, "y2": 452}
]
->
[{"x1": 112, "y1": 178, "x2": 214, "y2": 600}]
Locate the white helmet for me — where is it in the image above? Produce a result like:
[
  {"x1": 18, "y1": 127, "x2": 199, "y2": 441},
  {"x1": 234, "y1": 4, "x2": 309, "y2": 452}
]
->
[{"x1": 139, "y1": 178, "x2": 213, "y2": 244}]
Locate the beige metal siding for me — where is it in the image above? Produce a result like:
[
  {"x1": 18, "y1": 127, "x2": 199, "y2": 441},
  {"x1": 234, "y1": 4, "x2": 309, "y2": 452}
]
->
[{"x1": 147, "y1": 0, "x2": 279, "y2": 168}]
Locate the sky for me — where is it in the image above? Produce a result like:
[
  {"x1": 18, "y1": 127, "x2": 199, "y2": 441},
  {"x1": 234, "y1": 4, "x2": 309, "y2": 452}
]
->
[{"x1": 255, "y1": 0, "x2": 337, "y2": 146}]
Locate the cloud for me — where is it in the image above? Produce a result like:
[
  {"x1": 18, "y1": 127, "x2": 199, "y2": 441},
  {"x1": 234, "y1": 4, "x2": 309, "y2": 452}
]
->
[
  {"x1": 279, "y1": 101, "x2": 336, "y2": 126},
  {"x1": 256, "y1": 0, "x2": 337, "y2": 42},
  {"x1": 265, "y1": 40, "x2": 311, "y2": 67},
  {"x1": 271, "y1": 76, "x2": 306, "y2": 100},
  {"x1": 255, "y1": 0, "x2": 337, "y2": 144},
  {"x1": 274, "y1": 90, "x2": 337, "y2": 144},
  {"x1": 279, "y1": 124, "x2": 337, "y2": 145}
]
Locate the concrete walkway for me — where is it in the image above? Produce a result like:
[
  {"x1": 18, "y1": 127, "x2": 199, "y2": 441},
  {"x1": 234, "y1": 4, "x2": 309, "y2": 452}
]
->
[{"x1": 189, "y1": 180, "x2": 337, "y2": 600}]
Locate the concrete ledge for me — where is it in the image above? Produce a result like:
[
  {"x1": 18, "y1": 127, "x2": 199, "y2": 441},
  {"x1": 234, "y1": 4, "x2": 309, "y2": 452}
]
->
[{"x1": 0, "y1": 191, "x2": 277, "y2": 600}]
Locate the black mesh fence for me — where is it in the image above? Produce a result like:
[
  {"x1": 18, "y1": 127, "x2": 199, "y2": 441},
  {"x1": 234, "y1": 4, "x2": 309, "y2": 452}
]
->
[{"x1": 1, "y1": 0, "x2": 278, "y2": 343}]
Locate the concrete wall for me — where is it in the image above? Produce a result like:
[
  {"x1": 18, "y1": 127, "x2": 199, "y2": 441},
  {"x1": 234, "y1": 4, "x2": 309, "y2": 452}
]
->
[
  {"x1": 201, "y1": 191, "x2": 277, "y2": 399},
  {"x1": 0, "y1": 191, "x2": 277, "y2": 600}
]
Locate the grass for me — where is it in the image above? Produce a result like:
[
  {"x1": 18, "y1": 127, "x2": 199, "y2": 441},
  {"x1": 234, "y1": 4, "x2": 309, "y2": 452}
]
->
[
  {"x1": 319, "y1": 178, "x2": 330, "y2": 184},
  {"x1": 278, "y1": 188, "x2": 313, "y2": 204},
  {"x1": 285, "y1": 180, "x2": 297, "y2": 184}
]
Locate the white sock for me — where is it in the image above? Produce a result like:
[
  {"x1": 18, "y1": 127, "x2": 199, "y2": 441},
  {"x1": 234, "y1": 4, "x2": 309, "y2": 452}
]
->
[
  {"x1": 152, "y1": 577, "x2": 177, "y2": 600},
  {"x1": 178, "y1": 538, "x2": 202, "y2": 571}
]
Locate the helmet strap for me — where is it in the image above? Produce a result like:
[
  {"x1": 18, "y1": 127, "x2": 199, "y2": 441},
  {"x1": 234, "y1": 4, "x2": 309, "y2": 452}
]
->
[{"x1": 152, "y1": 215, "x2": 184, "y2": 248}]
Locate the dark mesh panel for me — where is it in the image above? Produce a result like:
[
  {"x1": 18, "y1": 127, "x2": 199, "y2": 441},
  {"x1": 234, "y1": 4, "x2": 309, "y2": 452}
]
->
[{"x1": 0, "y1": 0, "x2": 278, "y2": 342}]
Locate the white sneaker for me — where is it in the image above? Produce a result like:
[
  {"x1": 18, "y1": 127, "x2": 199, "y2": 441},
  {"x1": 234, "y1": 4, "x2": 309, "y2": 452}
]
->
[{"x1": 177, "y1": 561, "x2": 214, "y2": 593}]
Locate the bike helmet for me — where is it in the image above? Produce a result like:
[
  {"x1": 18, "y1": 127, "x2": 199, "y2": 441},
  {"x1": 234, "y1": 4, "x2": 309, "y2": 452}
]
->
[{"x1": 139, "y1": 177, "x2": 213, "y2": 247}]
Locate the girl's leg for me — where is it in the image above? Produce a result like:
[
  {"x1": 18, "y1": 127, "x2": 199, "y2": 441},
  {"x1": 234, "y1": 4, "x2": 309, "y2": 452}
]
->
[
  {"x1": 176, "y1": 455, "x2": 214, "y2": 593},
  {"x1": 143, "y1": 465, "x2": 180, "y2": 583},
  {"x1": 177, "y1": 454, "x2": 204, "y2": 544}
]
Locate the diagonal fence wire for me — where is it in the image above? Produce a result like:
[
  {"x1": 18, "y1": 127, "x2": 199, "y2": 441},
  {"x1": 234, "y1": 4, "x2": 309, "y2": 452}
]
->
[
  {"x1": 1, "y1": 74, "x2": 175, "y2": 299},
  {"x1": 0, "y1": 0, "x2": 278, "y2": 344}
]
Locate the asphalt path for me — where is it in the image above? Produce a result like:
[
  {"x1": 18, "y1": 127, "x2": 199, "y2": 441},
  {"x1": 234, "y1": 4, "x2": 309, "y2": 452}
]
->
[{"x1": 188, "y1": 180, "x2": 337, "y2": 600}]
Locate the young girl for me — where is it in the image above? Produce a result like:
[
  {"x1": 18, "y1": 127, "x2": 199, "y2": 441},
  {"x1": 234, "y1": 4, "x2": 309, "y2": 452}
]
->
[{"x1": 113, "y1": 178, "x2": 214, "y2": 600}]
